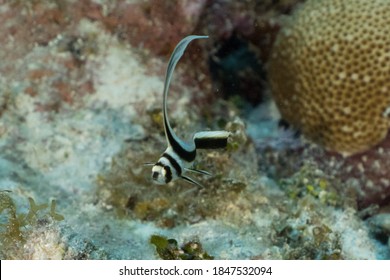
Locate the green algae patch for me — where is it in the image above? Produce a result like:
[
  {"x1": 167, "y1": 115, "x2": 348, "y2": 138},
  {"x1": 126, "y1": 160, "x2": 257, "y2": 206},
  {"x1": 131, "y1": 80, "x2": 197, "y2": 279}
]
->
[
  {"x1": 280, "y1": 163, "x2": 343, "y2": 207},
  {"x1": 49, "y1": 200, "x2": 65, "y2": 221},
  {"x1": 265, "y1": 162, "x2": 350, "y2": 260},
  {"x1": 0, "y1": 191, "x2": 23, "y2": 245},
  {"x1": 272, "y1": 215, "x2": 342, "y2": 260},
  {"x1": 150, "y1": 234, "x2": 214, "y2": 260},
  {"x1": 0, "y1": 191, "x2": 65, "y2": 259}
]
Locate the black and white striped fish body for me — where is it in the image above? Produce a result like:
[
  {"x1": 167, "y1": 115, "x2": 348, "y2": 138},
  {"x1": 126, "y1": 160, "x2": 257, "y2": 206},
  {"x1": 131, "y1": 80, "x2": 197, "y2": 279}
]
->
[
  {"x1": 151, "y1": 130, "x2": 230, "y2": 186},
  {"x1": 152, "y1": 146, "x2": 188, "y2": 185},
  {"x1": 149, "y1": 35, "x2": 230, "y2": 187}
]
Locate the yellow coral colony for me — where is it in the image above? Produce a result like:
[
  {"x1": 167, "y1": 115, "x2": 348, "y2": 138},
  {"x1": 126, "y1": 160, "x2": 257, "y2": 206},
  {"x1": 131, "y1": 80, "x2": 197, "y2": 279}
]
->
[{"x1": 268, "y1": 0, "x2": 390, "y2": 156}]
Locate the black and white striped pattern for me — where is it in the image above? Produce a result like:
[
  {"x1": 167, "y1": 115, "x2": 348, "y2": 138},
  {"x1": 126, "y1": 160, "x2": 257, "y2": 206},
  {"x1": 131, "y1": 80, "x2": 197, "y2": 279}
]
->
[
  {"x1": 152, "y1": 147, "x2": 183, "y2": 184},
  {"x1": 150, "y1": 35, "x2": 230, "y2": 187},
  {"x1": 194, "y1": 131, "x2": 231, "y2": 149}
]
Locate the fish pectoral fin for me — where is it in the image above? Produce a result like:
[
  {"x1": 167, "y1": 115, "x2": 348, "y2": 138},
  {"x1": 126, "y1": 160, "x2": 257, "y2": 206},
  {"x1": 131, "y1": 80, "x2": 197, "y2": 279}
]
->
[
  {"x1": 193, "y1": 131, "x2": 231, "y2": 149},
  {"x1": 181, "y1": 175, "x2": 204, "y2": 187},
  {"x1": 185, "y1": 167, "x2": 212, "y2": 176},
  {"x1": 143, "y1": 163, "x2": 155, "y2": 166}
]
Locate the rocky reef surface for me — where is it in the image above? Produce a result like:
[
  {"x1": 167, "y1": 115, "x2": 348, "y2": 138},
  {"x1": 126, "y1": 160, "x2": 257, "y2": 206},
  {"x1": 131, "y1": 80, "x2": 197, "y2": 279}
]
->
[{"x1": 0, "y1": 0, "x2": 389, "y2": 260}]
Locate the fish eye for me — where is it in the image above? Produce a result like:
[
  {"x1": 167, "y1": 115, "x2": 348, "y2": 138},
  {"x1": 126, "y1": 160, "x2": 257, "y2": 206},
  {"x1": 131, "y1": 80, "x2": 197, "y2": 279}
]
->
[{"x1": 152, "y1": 171, "x2": 159, "y2": 180}]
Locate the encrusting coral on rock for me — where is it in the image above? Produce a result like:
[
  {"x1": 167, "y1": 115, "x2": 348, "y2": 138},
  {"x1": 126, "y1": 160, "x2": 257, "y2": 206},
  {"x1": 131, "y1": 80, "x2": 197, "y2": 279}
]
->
[{"x1": 268, "y1": 0, "x2": 390, "y2": 156}]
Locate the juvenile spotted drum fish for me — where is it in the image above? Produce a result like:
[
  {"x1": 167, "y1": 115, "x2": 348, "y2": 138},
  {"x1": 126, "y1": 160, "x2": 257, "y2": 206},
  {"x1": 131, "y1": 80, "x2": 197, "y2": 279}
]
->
[{"x1": 147, "y1": 35, "x2": 230, "y2": 187}]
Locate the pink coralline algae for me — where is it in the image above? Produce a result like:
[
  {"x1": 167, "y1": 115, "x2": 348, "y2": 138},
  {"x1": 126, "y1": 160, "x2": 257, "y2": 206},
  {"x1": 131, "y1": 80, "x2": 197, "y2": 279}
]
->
[
  {"x1": 319, "y1": 136, "x2": 390, "y2": 209},
  {"x1": 103, "y1": 0, "x2": 207, "y2": 56}
]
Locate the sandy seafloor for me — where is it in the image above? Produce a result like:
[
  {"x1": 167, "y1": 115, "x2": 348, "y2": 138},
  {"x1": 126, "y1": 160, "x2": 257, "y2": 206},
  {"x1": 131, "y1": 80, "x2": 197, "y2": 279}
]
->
[{"x1": 1, "y1": 0, "x2": 390, "y2": 260}]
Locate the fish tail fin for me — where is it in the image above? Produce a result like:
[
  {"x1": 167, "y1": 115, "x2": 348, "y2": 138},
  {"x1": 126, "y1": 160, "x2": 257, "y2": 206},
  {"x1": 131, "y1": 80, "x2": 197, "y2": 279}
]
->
[{"x1": 193, "y1": 131, "x2": 230, "y2": 149}]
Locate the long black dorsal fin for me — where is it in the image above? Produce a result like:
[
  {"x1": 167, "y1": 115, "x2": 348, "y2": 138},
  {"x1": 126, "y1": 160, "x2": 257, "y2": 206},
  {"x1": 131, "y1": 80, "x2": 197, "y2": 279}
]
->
[{"x1": 162, "y1": 35, "x2": 208, "y2": 162}]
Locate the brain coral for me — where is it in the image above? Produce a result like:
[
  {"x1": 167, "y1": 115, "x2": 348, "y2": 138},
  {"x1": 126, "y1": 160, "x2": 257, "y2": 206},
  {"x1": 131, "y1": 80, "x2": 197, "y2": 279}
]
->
[{"x1": 268, "y1": 0, "x2": 390, "y2": 156}]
